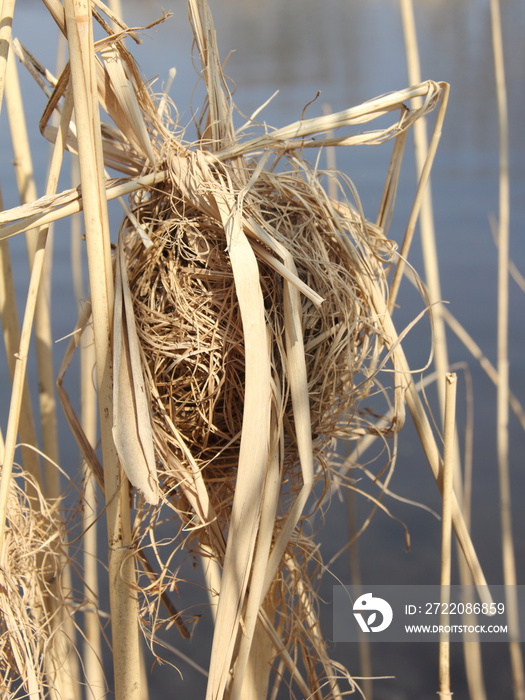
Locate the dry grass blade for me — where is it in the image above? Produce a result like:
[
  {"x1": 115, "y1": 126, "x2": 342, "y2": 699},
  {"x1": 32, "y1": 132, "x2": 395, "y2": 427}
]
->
[
  {"x1": 113, "y1": 236, "x2": 159, "y2": 505},
  {"x1": 207, "y1": 192, "x2": 272, "y2": 700},
  {"x1": 438, "y1": 373, "x2": 456, "y2": 699}
]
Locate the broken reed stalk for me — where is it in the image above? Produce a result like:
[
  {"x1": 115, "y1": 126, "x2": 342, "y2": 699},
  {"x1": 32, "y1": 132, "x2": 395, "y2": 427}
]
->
[
  {"x1": 63, "y1": 1, "x2": 141, "y2": 698},
  {"x1": 399, "y1": 4, "x2": 489, "y2": 697},
  {"x1": 490, "y1": 2, "x2": 525, "y2": 698},
  {"x1": 361, "y1": 272, "x2": 492, "y2": 602},
  {"x1": 438, "y1": 373, "x2": 456, "y2": 699}
]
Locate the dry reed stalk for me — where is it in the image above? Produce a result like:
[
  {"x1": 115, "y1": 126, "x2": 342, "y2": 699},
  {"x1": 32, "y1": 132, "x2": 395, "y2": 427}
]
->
[
  {"x1": 107, "y1": 0, "x2": 122, "y2": 28},
  {"x1": 0, "y1": 191, "x2": 42, "y2": 488},
  {"x1": 0, "y1": 47, "x2": 47, "y2": 477},
  {"x1": 0, "y1": 161, "x2": 52, "y2": 547},
  {"x1": 5, "y1": 51, "x2": 60, "y2": 497},
  {"x1": 399, "y1": 4, "x2": 488, "y2": 697},
  {"x1": 0, "y1": 11, "x2": 54, "y2": 693},
  {"x1": 0, "y1": 0, "x2": 16, "y2": 110},
  {"x1": 346, "y1": 486, "x2": 374, "y2": 700},
  {"x1": 63, "y1": 2, "x2": 142, "y2": 700},
  {"x1": 438, "y1": 373, "x2": 456, "y2": 699},
  {"x1": 490, "y1": 2, "x2": 525, "y2": 698},
  {"x1": 71, "y1": 160, "x2": 106, "y2": 700}
]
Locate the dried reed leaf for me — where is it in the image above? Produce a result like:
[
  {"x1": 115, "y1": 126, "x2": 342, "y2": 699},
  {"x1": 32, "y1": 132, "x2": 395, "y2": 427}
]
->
[
  {"x1": 113, "y1": 236, "x2": 159, "y2": 505},
  {"x1": 57, "y1": 300, "x2": 104, "y2": 488},
  {"x1": 0, "y1": 171, "x2": 168, "y2": 240},
  {"x1": 206, "y1": 191, "x2": 272, "y2": 700},
  {"x1": 99, "y1": 44, "x2": 156, "y2": 163}
]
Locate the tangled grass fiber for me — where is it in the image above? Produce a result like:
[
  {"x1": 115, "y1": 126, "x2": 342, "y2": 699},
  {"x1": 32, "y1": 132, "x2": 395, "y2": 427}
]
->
[
  {"x1": 0, "y1": 470, "x2": 69, "y2": 700},
  {"x1": 0, "y1": 0, "x2": 491, "y2": 698}
]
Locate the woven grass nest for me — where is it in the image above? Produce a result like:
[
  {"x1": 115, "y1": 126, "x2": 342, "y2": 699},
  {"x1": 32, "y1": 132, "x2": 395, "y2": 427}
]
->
[
  {"x1": 120, "y1": 104, "x2": 412, "y2": 700},
  {"x1": 123, "y1": 148, "x2": 383, "y2": 694},
  {"x1": 119, "y1": 131, "x2": 385, "y2": 700},
  {"x1": 125, "y1": 154, "x2": 383, "y2": 507}
]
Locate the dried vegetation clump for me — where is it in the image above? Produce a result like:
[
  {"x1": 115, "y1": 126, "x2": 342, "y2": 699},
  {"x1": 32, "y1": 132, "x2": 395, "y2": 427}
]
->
[
  {"x1": 123, "y1": 140, "x2": 394, "y2": 691},
  {"x1": 0, "y1": 473, "x2": 67, "y2": 700},
  {"x1": 125, "y1": 157, "x2": 389, "y2": 509}
]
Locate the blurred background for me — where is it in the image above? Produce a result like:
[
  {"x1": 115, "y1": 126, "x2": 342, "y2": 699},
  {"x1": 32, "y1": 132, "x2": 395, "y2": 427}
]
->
[{"x1": 1, "y1": 1, "x2": 524, "y2": 698}]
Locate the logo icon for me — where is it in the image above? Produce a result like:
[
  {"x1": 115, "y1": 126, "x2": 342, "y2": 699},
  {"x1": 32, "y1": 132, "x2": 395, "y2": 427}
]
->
[{"x1": 353, "y1": 593, "x2": 393, "y2": 633}]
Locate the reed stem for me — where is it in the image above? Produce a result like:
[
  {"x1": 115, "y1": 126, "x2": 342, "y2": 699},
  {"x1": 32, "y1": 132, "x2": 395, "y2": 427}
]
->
[
  {"x1": 490, "y1": 2, "x2": 525, "y2": 698},
  {"x1": 399, "y1": 4, "x2": 487, "y2": 696},
  {"x1": 438, "y1": 373, "x2": 456, "y2": 699},
  {"x1": 0, "y1": 0, "x2": 16, "y2": 113},
  {"x1": 63, "y1": 1, "x2": 142, "y2": 698},
  {"x1": 5, "y1": 50, "x2": 60, "y2": 496},
  {"x1": 70, "y1": 156, "x2": 106, "y2": 699}
]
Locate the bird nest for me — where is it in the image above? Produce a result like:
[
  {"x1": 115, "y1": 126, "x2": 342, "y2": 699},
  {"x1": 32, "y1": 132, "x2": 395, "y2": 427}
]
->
[{"x1": 123, "y1": 153, "x2": 388, "y2": 519}]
